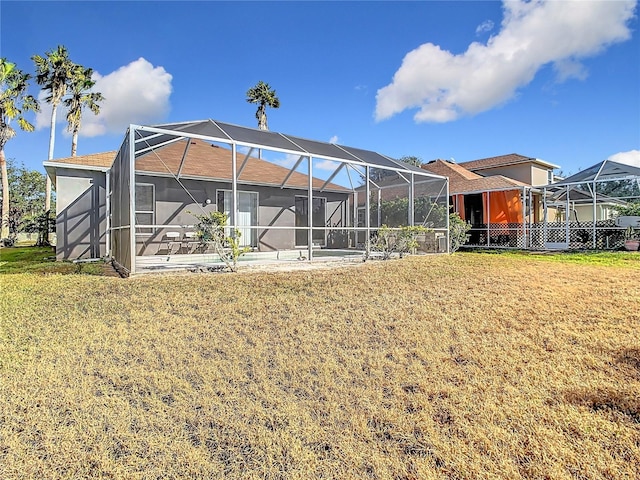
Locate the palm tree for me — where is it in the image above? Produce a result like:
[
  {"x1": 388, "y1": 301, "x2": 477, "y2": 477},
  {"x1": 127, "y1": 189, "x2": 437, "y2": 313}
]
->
[
  {"x1": 246, "y1": 81, "x2": 280, "y2": 130},
  {"x1": 65, "y1": 66, "x2": 103, "y2": 156},
  {"x1": 0, "y1": 59, "x2": 39, "y2": 239},
  {"x1": 32, "y1": 45, "x2": 75, "y2": 212}
]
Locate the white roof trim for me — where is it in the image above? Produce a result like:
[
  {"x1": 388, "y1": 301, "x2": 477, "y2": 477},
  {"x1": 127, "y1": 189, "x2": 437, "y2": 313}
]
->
[
  {"x1": 43, "y1": 161, "x2": 111, "y2": 173},
  {"x1": 464, "y1": 158, "x2": 560, "y2": 171}
]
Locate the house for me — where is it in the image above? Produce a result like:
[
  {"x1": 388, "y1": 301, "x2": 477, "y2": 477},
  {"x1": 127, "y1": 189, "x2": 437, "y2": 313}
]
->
[
  {"x1": 421, "y1": 159, "x2": 538, "y2": 246},
  {"x1": 45, "y1": 119, "x2": 448, "y2": 273},
  {"x1": 46, "y1": 139, "x2": 350, "y2": 260},
  {"x1": 541, "y1": 159, "x2": 640, "y2": 249},
  {"x1": 457, "y1": 153, "x2": 559, "y2": 187}
]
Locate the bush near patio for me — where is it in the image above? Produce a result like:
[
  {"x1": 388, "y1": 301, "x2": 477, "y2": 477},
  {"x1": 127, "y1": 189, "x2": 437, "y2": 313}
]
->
[{"x1": 1, "y1": 253, "x2": 639, "y2": 479}]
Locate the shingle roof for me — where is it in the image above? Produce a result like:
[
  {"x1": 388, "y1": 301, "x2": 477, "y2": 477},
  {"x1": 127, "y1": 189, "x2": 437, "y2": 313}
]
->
[
  {"x1": 47, "y1": 140, "x2": 347, "y2": 192},
  {"x1": 458, "y1": 153, "x2": 559, "y2": 171},
  {"x1": 421, "y1": 160, "x2": 528, "y2": 194},
  {"x1": 48, "y1": 151, "x2": 117, "y2": 169}
]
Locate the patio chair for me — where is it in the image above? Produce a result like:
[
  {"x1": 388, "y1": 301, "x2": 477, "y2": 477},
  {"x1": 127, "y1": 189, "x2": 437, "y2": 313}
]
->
[
  {"x1": 183, "y1": 231, "x2": 203, "y2": 254},
  {"x1": 162, "y1": 231, "x2": 182, "y2": 255}
]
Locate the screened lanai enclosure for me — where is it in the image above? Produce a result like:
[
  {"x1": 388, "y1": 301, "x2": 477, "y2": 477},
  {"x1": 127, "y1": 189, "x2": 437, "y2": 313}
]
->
[
  {"x1": 458, "y1": 160, "x2": 640, "y2": 251},
  {"x1": 109, "y1": 120, "x2": 449, "y2": 275},
  {"x1": 541, "y1": 159, "x2": 640, "y2": 250}
]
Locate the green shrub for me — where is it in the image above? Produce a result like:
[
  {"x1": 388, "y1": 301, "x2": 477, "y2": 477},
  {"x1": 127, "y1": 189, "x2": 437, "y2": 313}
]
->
[
  {"x1": 368, "y1": 225, "x2": 431, "y2": 260},
  {"x1": 190, "y1": 211, "x2": 250, "y2": 272},
  {"x1": 449, "y1": 213, "x2": 471, "y2": 252},
  {"x1": 613, "y1": 201, "x2": 640, "y2": 217}
]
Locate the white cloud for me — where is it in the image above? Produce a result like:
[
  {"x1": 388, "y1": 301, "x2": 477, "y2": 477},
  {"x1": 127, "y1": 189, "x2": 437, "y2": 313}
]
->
[
  {"x1": 275, "y1": 152, "x2": 304, "y2": 169},
  {"x1": 315, "y1": 159, "x2": 339, "y2": 171},
  {"x1": 34, "y1": 91, "x2": 55, "y2": 131},
  {"x1": 553, "y1": 59, "x2": 589, "y2": 82},
  {"x1": 476, "y1": 20, "x2": 494, "y2": 35},
  {"x1": 376, "y1": 0, "x2": 636, "y2": 123},
  {"x1": 35, "y1": 57, "x2": 173, "y2": 136},
  {"x1": 315, "y1": 135, "x2": 341, "y2": 171},
  {"x1": 608, "y1": 149, "x2": 640, "y2": 167}
]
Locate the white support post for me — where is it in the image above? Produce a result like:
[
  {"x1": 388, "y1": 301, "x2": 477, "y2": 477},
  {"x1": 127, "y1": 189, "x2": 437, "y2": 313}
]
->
[
  {"x1": 176, "y1": 140, "x2": 191, "y2": 179},
  {"x1": 377, "y1": 189, "x2": 381, "y2": 227},
  {"x1": 237, "y1": 147, "x2": 255, "y2": 178},
  {"x1": 543, "y1": 188, "x2": 548, "y2": 245},
  {"x1": 308, "y1": 156, "x2": 313, "y2": 261},
  {"x1": 320, "y1": 163, "x2": 345, "y2": 192},
  {"x1": 232, "y1": 143, "x2": 238, "y2": 236},
  {"x1": 522, "y1": 187, "x2": 527, "y2": 249},
  {"x1": 565, "y1": 185, "x2": 570, "y2": 246},
  {"x1": 409, "y1": 173, "x2": 415, "y2": 226},
  {"x1": 486, "y1": 192, "x2": 490, "y2": 247},
  {"x1": 446, "y1": 178, "x2": 450, "y2": 254},
  {"x1": 592, "y1": 179, "x2": 597, "y2": 249},
  {"x1": 365, "y1": 166, "x2": 371, "y2": 252},
  {"x1": 129, "y1": 127, "x2": 137, "y2": 275},
  {"x1": 528, "y1": 188, "x2": 533, "y2": 249},
  {"x1": 281, "y1": 155, "x2": 306, "y2": 189}
]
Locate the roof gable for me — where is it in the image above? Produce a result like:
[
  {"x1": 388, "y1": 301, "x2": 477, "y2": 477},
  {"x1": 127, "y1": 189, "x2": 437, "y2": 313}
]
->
[
  {"x1": 459, "y1": 153, "x2": 559, "y2": 171},
  {"x1": 422, "y1": 160, "x2": 528, "y2": 194},
  {"x1": 421, "y1": 159, "x2": 482, "y2": 181}
]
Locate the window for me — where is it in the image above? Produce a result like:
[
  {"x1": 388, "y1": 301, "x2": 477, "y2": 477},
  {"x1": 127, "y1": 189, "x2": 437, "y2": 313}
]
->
[
  {"x1": 217, "y1": 190, "x2": 259, "y2": 247},
  {"x1": 295, "y1": 196, "x2": 326, "y2": 246},
  {"x1": 135, "y1": 183, "x2": 154, "y2": 235},
  {"x1": 357, "y1": 207, "x2": 366, "y2": 227}
]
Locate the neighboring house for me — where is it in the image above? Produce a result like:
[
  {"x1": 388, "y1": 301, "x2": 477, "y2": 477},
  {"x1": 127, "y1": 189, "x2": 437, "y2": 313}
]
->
[
  {"x1": 420, "y1": 159, "x2": 537, "y2": 247},
  {"x1": 458, "y1": 153, "x2": 559, "y2": 187},
  {"x1": 549, "y1": 188, "x2": 624, "y2": 222}
]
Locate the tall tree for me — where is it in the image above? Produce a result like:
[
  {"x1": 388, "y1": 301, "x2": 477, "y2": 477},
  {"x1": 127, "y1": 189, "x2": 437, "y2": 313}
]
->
[
  {"x1": 246, "y1": 81, "x2": 280, "y2": 130},
  {"x1": 64, "y1": 65, "x2": 103, "y2": 156},
  {"x1": 399, "y1": 155, "x2": 423, "y2": 167},
  {"x1": 0, "y1": 158, "x2": 46, "y2": 238},
  {"x1": 0, "y1": 59, "x2": 39, "y2": 239},
  {"x1": 32, "y1": 45, "x2": 75, "y2": 212}
]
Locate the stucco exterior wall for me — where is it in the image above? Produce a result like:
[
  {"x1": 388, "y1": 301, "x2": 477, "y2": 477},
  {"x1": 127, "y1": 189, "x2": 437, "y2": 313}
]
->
[
  {"x1": 53, "y1": 169, "x2": 349, "y2": 260},
  {"x1": 134, "y1": 175, "x2": 349, "y2": 255},
  {"x1": 55, "y1": 168, "x2": 107, "y2": 260},
  {"x1": 573, "y1": 204, "x2": 616, "y2": 222},
  {"x1": 473, "y1": 164, "x2": 532, "y2": 184},
  {"x1": 530, "y1": 165, "x2": 550, "y2": 186},
  {"x1": 471, "y1": 164, "x2": 551, "y2": 187}
]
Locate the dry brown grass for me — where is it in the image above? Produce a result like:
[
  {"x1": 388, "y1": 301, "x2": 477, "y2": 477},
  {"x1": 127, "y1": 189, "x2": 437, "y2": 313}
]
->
[{"x1": 1, "y1": 253, "x2": 639, "y2": 479}]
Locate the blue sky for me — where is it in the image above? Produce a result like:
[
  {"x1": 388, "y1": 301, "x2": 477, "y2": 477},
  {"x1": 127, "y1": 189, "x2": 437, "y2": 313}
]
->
[{"x1": 2, "y1": 0, "x2": 639, "y2": 177}]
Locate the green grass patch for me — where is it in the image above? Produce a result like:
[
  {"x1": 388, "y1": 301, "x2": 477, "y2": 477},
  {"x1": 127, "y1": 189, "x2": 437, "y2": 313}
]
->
[
  {"x1": 0, "y1": 246, "x2": 107, "y2": 275},
  {"x1": 462, "y1": 248, "x2": 640, "y2": 267}
]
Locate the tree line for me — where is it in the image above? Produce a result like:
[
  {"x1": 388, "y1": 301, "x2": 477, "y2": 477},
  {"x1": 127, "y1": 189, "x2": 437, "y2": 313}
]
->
[{"x1": 1, "y1": 46, "x2": 103, "y2": 243}]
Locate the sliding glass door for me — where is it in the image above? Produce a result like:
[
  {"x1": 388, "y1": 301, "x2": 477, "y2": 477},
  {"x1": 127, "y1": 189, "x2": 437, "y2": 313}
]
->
[{"x1": 217, "y1": 190, "x2": 258, "y2": 247}]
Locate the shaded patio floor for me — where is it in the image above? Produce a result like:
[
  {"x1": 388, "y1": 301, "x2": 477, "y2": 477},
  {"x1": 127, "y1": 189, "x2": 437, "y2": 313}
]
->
[{"x1": 134, "y1": 249, "x2": 366, "y2": 275}]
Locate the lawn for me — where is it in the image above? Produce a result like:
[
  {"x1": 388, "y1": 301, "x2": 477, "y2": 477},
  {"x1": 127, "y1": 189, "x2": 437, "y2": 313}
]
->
[
  {"x1": 0, "y1": 246, "x2": 107, "y2": 275},
  {"x1": 0, "y1": 252, "x2": 639, "y2": 479}
]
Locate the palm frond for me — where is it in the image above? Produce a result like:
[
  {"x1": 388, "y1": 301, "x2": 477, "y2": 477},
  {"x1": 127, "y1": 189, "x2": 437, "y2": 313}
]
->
[{"x1": 0, "y1": 60, "x2": 36, "y2": 147}]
